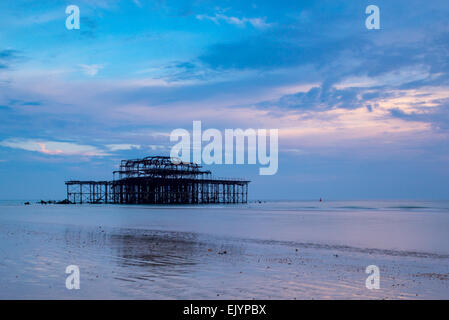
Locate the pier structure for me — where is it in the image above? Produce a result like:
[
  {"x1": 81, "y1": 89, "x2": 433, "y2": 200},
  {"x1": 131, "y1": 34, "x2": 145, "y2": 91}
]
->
[
  {"x1": 66, "y1": 181, "x2": 112, "y2": 204},
  {"x1": 65, "y1": 156, "x2": 249, "y2": 204}
]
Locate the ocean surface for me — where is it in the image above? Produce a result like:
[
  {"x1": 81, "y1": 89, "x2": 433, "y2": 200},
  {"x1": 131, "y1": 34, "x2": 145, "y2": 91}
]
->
[{"x1": 0, "y1": 200, "x2": 448, "y2": 299}]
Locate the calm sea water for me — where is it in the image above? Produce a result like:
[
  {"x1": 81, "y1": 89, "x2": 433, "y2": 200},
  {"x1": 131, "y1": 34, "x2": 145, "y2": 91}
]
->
[{"x1": 0, "y1": 200, "x2": 448, "y2": 299}]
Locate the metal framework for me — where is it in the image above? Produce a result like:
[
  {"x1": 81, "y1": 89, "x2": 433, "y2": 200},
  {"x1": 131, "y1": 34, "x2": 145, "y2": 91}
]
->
[{"x1": 66, "y1": 156, "x2": 249, "y2": 204}]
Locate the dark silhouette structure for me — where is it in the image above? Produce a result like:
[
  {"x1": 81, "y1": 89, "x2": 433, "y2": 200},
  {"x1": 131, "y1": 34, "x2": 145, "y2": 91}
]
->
[{"x1": 65, "y1": 156, "x2": 249, "y2": 204}]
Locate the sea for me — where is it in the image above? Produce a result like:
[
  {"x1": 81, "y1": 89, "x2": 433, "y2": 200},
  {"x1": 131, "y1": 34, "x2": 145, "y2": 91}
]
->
[{"x1": 0, "y1": 200, "x2": 448, "y2": 299}]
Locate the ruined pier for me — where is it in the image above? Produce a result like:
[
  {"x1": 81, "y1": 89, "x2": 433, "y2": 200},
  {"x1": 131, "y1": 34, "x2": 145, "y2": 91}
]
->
[{"x1": 65, "y1": 156, "x2": 249, "y2": 204}]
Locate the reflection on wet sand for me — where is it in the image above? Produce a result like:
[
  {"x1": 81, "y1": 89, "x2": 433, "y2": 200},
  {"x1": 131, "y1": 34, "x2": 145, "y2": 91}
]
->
[
  {"x1": 61, "y1": 227, "x2": 206, "y2": 279},
  {"x1": 110, "y1": 231, "x2": 200, "y2": 276}
]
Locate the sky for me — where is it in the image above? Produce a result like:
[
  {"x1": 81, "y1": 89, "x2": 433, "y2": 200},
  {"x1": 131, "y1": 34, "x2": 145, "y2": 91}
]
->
[{"x1": 1, "y1": 0, "x2": 449, "y2": 200}]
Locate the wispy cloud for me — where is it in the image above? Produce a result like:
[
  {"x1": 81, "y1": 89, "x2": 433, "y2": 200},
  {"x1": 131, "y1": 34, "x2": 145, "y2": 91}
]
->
[
  {"x1": 335, "y1": 65, "x2": 431, "y2": 89},
  {"x1": 79, "y1": 64, "x2": 104, "y2": 76},
  {"x1": 0, "y1": 139, "x2": 109, "y2": 156},
  {"x1": 196, "y1": 14, "x2": 272, "y2": 29},
  {"x1": 105, "y1": 144, "x2": 141, "y2": 151}
]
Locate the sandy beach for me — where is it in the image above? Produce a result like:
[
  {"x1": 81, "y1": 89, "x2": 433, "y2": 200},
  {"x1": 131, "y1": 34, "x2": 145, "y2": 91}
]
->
[{"x1": 0, "y1": 200, "x2": 448, "y2": 299}]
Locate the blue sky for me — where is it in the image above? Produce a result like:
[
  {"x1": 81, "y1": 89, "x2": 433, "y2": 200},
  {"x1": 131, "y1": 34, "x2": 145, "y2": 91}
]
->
[{"x1": 1, "y1": 0, "x2": 449, "y2": 200}]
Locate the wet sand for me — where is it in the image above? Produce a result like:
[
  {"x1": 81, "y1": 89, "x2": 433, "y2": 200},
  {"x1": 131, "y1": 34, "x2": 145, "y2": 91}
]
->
[{"x1": 0, "y1": 201, "x2": 448, "y2": 299}]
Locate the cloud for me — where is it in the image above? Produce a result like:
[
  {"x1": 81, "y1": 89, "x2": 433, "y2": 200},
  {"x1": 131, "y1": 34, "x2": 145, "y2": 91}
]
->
[
  {"x1": 196, "y1": 14, "x2": 272, "y2": 29},
  {"x1": 2, "y1": 1, "x2": 449, "y2": 156},
  {"x1": 105, "y1": 144, "x2": 141, "y2": 151},
  {"x1": 79, "y1": 64, "x2": 104, "y2": 76},
  {"x1": 0, "y1": 139, "x2": 109, "y2": 156},
  {"x1": 148, "y1": 144, "x2": 170, "y2": 151},
  {"x1": 335, "y1": 66, "x2": 431, "y2": 89},
  {"x1": 260, "y1": 85, "x2": 366, "y2": 111}
]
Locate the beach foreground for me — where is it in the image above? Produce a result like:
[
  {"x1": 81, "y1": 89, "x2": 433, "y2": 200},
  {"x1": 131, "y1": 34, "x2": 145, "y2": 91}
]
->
[{"x1": 0, "y1": 201, "x2": 448, "y2": 299}]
